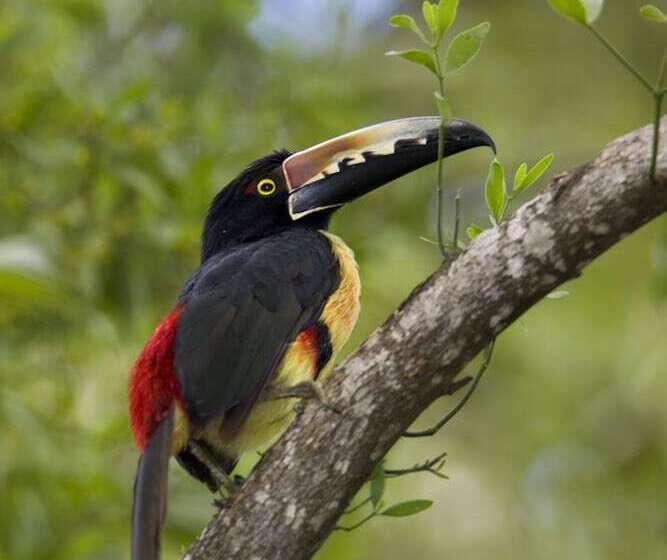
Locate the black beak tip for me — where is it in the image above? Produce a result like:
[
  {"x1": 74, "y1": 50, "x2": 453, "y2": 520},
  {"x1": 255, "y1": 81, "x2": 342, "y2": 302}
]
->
[
  {"x1": 486, "y1": 134, "x2": 497, "y2": 155},
  {"x1": 444, "y1": 118, "x2": 496, "y2": 156}
]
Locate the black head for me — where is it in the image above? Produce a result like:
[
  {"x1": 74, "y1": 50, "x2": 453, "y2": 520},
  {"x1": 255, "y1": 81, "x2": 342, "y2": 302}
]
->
[
  {"x1": 202, "y1": 150, "x2": 324, "y2": 262},
  {"x1": 202, "y1": 117, "x2": 495, "y2": 262}
]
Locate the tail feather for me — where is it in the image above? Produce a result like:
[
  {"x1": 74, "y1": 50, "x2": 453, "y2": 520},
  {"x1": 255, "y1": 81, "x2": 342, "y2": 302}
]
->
[{"x1": 132, "y1": 409, "x2": 174, "y2": 560}]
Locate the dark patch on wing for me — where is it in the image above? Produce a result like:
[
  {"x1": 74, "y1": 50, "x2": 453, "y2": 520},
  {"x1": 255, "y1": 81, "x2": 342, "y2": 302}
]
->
[
  {"x1": 174, "y1": 228, "x2": 340, "y2": 432},
  {"x1": 313, "y1": 321, "x2": 333, "y2": 379}
]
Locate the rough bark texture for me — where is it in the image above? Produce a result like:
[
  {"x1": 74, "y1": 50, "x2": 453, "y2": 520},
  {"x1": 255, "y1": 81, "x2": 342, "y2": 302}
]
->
[{"x1": 184, "y1": 120, "x2": 667, "y2": 560}]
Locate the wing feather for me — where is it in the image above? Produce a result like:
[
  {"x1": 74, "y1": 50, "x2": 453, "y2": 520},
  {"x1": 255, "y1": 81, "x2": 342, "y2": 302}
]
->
[{"x1": 174, "y1": 229, "x2": 339, "y2": 431}]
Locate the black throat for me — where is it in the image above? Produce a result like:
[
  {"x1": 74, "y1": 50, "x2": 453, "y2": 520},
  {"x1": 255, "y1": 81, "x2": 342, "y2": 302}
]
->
[{"x1": 201, "y1": 208, "x2": 333, "y2": 263}]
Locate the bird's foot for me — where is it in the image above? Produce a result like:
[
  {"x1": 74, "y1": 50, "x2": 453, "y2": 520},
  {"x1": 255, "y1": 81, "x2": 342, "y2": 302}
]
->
[
  {"x1": 189, "y1": 442, "x2": 242, "y2": 498},
  {"x1": 212, "y1": 474, "x2": 246, "y2": 509},
  {"x1": 268, "y1": 380, "x2": 341, "y2": 414}
]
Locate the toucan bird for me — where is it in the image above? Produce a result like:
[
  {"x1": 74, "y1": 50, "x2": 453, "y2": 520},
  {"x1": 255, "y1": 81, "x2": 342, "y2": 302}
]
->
[{"x1": 128, "y1": 117, "x2": 494, "y2": 559}]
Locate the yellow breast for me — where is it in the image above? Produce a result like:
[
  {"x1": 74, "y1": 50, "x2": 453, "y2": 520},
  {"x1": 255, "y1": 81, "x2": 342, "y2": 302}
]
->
[{"x1": 319, "y1": 231, "x2": 362, "y2": 361}]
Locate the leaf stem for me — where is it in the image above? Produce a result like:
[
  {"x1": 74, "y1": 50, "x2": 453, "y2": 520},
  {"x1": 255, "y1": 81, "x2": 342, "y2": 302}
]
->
[
  {"x1": 650, "y1": 92, "x2": 664, "y2": 183},
  {"x1": 650, "y1": 47, "x2": 667, "y2": 183},
  {"x1": 335, "y1": 510, "x2": 378, "y2": 532},
  {"x1": 452, "y1": 188, "x2": 462, "y2": 251},
  {"x1": 384, "y1": 451, "x2": 448, "y2": 478},
  {"x1": 433, "y1": 47, "x2": 448, "y2": 258},
  {"x1": 343, "y1": 496, "x2": 372, "y2": 515},
  {"x1": 658, "y1": 47, "x2": 667, "y2": 90},
  {"x1": 587, "y1": 26, "x2": 655, "y2": 94}
]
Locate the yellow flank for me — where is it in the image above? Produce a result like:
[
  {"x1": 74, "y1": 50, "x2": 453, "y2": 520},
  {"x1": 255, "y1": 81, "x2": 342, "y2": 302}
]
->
[
  {"x1": 219, "y1": 347, "x2": 316, "y2": 454},
  {"x1": 319, "y1": 231, "x2": 361, "y2": 363},
  {"x1": 173, "y1": 231, "x2": 362, "y2": 457}
]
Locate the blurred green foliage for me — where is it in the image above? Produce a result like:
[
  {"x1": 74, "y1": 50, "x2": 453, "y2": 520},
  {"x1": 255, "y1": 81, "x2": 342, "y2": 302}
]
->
[{"x1": 1, "y1": 1, "x2": 666, "y2": 559}]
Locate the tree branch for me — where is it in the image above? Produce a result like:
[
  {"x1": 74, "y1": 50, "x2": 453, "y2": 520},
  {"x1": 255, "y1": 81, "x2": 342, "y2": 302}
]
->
[{"x1": 184, "y1": 120, "x2": 667, "y2": 560}]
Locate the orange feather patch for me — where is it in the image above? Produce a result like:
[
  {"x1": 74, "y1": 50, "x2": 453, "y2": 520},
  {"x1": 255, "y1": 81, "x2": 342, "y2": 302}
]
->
[{"x1": 292, "y1": 325, "x2": 319, "y2": 377}]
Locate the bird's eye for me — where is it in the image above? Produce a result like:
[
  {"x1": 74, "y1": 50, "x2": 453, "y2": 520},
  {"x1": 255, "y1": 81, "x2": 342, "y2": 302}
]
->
[{"x1": 256, "y1": 178, "x2": 277, "y2": 197}]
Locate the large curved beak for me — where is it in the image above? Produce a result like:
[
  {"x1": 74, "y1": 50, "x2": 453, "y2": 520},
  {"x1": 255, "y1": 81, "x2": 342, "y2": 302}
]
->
[{"x1": 284, "y1": 116, "x2": 495, "y2": 220}]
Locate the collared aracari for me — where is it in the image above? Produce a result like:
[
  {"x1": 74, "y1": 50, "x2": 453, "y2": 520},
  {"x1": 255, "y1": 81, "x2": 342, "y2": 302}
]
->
[{"x1": 128, "y1": 117, "x2": 494, "y2": 559}]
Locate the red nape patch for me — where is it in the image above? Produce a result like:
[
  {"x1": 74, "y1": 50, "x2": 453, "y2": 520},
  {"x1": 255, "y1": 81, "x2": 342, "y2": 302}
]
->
[{"x1": 128, "y1": 306, "x2": 183, "y2": 451}]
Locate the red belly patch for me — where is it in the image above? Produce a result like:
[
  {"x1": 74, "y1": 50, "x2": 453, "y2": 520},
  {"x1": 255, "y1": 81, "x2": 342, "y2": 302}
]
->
[{"x1": 129, "y1": 306, "x2": 183, "y2": 451}]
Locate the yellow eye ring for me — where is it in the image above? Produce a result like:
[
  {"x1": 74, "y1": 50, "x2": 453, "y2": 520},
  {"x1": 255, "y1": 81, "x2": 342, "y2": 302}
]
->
[{"x1": 256, "y1": 178, "x2": 277, "y2": 197}]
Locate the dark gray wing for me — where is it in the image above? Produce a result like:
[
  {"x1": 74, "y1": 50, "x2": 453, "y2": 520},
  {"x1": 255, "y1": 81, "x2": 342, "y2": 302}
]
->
[{"x1": 174, "y1": 229, "x2": 339, "y2": 431}]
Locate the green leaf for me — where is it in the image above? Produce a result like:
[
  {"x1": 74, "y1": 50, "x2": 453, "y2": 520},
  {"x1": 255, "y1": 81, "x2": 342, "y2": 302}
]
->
[
  {"x1": 369, "y1": 463, "x2": 386, "y2": 508},
  {"x1": 640, "y1": 4, "x2": 667, "y2": 23},
  {"x1": 382, "y1": 500, "x2": 434, "y2": 517},
  {"x1": 422, "y1": 1, "x2": 439, "y2": 36},
  {"x1": 513, "y1": 163, "x2": 528, "y2": 192},
  {"x1": 485, "y1": 158, "x2": 506, "y2": 225},
  {"x1": 466, "y1": 224, "x2": 483, "y2": 240},
  {"x1": 389, "y1": 14, "x2": 430, "y2": 44},
  {"x1": 386, "y1": 49, "x2": 438, "y2": 76},
  {"x1": 547, "y1": 0, "x2": 586, "y2": 24},
  {"x1": 434, "y1": 91, "x2": 452, "y2": 120},
  {"x1": 547, "y1": 0, "x2": 603, "y2": 25},
  {"x1": 581, "y1": 0, "x2": 604, "y2": 23},
  {"x1": 516, "y1": 153, "x2": 554, "y2": 193},
  {"x1": 438, "y1": 0, "x2": 458, "y2": 36},
  {"x1": 444, "y1": 22, "x2": 490, "y2": 74}
]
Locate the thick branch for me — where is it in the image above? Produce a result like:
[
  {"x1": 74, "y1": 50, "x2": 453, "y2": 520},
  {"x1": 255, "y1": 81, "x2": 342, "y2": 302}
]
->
[{"x1": 184, "y1": 120, "x2": 667, "y2": 560}]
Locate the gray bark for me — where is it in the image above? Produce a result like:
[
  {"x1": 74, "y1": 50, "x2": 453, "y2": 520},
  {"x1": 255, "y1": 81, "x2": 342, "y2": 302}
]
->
[{"x1": 184, "y1": 119, "x2": 667, "y2": 560}]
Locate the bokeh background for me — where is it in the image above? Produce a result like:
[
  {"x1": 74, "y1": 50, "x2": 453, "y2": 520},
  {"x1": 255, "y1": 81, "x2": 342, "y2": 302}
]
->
[{"x1": 2, "y1": 0, "x2": 666, "y2": 558}]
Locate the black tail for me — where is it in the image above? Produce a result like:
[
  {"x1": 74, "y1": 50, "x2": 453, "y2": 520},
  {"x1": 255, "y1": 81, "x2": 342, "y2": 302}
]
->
[{"x1": 132, "y1": 410, "x2": 174, "y2": 560}]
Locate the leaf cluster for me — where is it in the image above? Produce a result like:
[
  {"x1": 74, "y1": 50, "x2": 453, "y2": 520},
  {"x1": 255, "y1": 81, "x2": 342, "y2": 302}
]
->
[
  {"x1": 468, "y1": 154, "x2": 554, "y2": 239},
  {"x1": 549, "y1": 0, "x2": 667, "y2": 26},
  {"x1": 337, "y1": 461, "x2": 435, "y2": 532},
  {"x1": 546, "y1": 0, "x2": 667, "y2": 182},
  {"x1": 387, "y1": 1, "x2": 490, "y2": 119}
]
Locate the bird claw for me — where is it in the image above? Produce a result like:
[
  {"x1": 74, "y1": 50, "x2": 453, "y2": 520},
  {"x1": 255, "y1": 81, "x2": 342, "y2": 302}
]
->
[
  {"x1": 212, "y1": 475, "x2": 245, "y2": 509},
  {"x1": 189, "y1": 442, "x2": 242, "y2": 498},
  {"x1": 293, "y1": 400, "x2": 307, "y2": 416},
  {"x1": 269, "y1": 380, "x2": 341, "y2": 414},
  {"x1": 213, "y1": 496, "x2": 229, "y2": 510},
  {"x1": 214, "y1": 471, "x2": 242, "y2": 496}
]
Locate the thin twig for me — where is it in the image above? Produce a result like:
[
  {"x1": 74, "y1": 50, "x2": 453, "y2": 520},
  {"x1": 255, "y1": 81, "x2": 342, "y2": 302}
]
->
[
  {"x1": 587, "y1": 26, "x2": 655, "y2": 94},
  {"x1": 403, "y1": 341, "x2": 496, "y2": 438},
  {"x1": 657, "y1": 47, "x2": 667, "y2": 91},
  {"x1": 433, "y1": 47, "x2": 448, "y2": 258},
  {"x1": 651, "y1": 93, "x2": 664, "y2": 183},
  {"x1": 651, "y1": 47, "x2": 667, "y2": 183},
  {"x1": 334, "y1": 510, "x2": 378, "y2": 532},
  {"x1": 343, "y1": 496, "x2": 372, "y2": 515},
  {"x1": 384, "y1": 451, "x2": 448, "y2": 479},
  {"x1": 452, "y1": 188, "x2": 462, "y2": 251}
]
